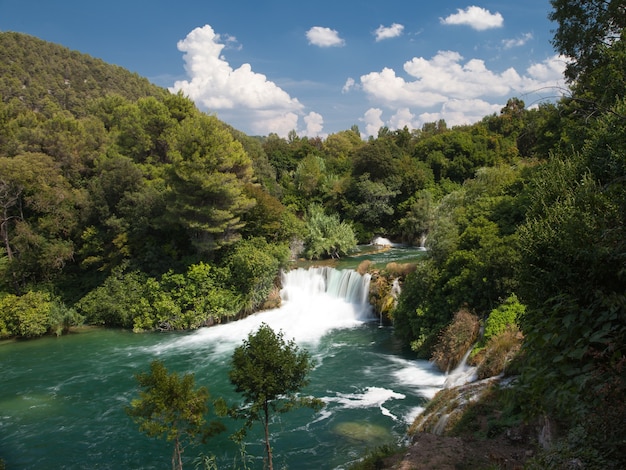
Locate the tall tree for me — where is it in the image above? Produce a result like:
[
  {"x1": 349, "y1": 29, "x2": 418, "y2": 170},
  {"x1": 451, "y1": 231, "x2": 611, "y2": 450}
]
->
[
  {"x1": 165, "y1": 114, "x2": 255, "y2": 254},
  {"x1": 126, "y1": 360, "x2": 224, "y2": 470},
  {"x1": 228, "y1": 324, "x2": 323, "y2": 470}
]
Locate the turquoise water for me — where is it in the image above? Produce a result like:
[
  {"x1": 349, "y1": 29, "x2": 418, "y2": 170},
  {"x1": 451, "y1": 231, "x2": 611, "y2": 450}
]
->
[
  {"x1": 295, "y1": 245, "x2": 427, "y2": 271},
  {"x1": 0, "y1": 268, "x2": 444, "y2": 469}
]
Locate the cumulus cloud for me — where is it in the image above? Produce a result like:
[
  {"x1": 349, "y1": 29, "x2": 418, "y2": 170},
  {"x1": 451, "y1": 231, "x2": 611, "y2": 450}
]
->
[
  {"x1": 361, "y1": 51, "x2": 566, "y2": 108},
  {"x1": 502, "y1": 32, "x2": 533, "y2": 49},
  {"x1": 361, "y1": 108, "x2": 385, "y2": 137},
  {"x1": 304, "y1": 112, "x2": 325, "y2": 137},
  {"x1": 357, "y1": 52, "x2": 567, "y2": 137},
  {"x1": 527, "y1": 55, "x2": 568, "y2": 82},
  {"x1": 170, "y1": 25, "x2": 313, "y2": 137},
  {"x1": 440, "y1": 6, "x2": 504, "y2": 31},
  {"x1": 374, "y1": 23, "x2": 404, "y2": 41},
  {"x1": 388, "y1": 108, "x2": 417, "y2": 130},
  {"x1": 342, "y1": 77, "x2": 356, "y2": 93},
  {"x1": 306, "y1": 26, "x2": 345, "y2": 47}
]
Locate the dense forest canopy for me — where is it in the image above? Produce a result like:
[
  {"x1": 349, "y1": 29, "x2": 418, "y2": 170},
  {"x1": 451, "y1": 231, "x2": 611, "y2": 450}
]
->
[{"x1": 1, "y1": 1, "x2": 625, "y2": 464}]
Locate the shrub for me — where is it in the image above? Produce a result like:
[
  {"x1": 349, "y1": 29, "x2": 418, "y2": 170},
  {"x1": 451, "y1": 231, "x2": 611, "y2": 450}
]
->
[
  {"x1": 384, "y1": 262, "x2": 416, "y2": 277},
  {"x1": 356, "y1": 260, "x2": 372, "y2": 275},
  {"x1": 431, "y1": 309, "x2": 480, "y2": 372},
  {"x1": 476, "y1": 326, "x2": 523, "y2": 379},
  {"x1": 483, "y1": 293, "x2": 525, "y2": 344}
]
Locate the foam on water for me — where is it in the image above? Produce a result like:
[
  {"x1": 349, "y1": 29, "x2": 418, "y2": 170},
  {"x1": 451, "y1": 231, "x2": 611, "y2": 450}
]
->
[
  {"x1": 322, "y1": 386, "x2": 406, "y2": 421},
  {"x1": 387, "y1": 356, "x2": 446, "y2": 399}
]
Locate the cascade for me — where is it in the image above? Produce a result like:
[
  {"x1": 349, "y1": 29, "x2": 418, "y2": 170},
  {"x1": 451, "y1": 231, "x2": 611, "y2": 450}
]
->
[
  {"x1": 1, "y1": 268, "x2": 449, "y2": 470},
  {"x1": 281, "y1": 267, "x2": 372, "y2": 310},
  {"x1": 390, "y1": 278, "x2": 402, "y2": 298},
  {"x1": 443, "y1": 346, "x2": 478, "y2": 388},
  {"x1": 164, "y1": 267, "x2": 375, "y2": 351},
  {"x1": 419, "y1": 233, "x2": 428, "y2": 251}
]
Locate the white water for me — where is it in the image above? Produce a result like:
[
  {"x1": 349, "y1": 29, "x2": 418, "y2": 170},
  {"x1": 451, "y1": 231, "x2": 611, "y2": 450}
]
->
[
  {"x1": 443, "y1": 346, "x2": 478, "y2": 388},
  {"x1": 151, "y1": 267, "x2": 374, "y2": 355}
]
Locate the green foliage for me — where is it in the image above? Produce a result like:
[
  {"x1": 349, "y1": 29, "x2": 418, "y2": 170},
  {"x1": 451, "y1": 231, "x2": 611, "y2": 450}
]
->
[
  {"x1": 303, "y1": 204, "x2": 356, "y2": 259},
  {"x1": 393, "y1": 165, "x2": 525, "y2": 355},
  {"x1": 126, "y1": 360, "x2": 224, "y2": 470},
  {"x1": 0, "y1": 32, "x2": 166, "y2": 118},
  {"x1": 76, "y1": 266, "x2": 148, "y2": 328},
  {"x1": 77, "y1": 261, "x2": 247, "y2": 332},
  {"x1": 392, "y1": 259, "x2": 448, "y2": 357},
  {"x1": 165, "y1": 113, "x2": 254, "y2": 253},
  {"x1": 0, "y1": 290, "x2": 81, "y2": 338},
  {"x1": 222, "y1": 238, "x2": 289, "y2": 313},
  {"x1": 482, "y1": 294, "x2": 525, "y2": 344},
  {"x1": 227, "y1": 324, "x2": 323, "y2": 470}
]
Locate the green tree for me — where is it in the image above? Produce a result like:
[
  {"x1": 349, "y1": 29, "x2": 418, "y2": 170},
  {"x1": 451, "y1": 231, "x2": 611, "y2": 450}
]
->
[
  {"x1": 228, "y1": 324, "x2": 323, "y2": 470},
  {"x1": 0, "y1": 152, "x2": 80, "y2": 288},
  {"x1": 165, "y1": 114, "x2": 255, "y2": 254},
  {"x1": 223, "y1": 238, "x2": 289, "y2": 314},
  {"x1": 549, "y1": 0, "x2": 626, "y2": 82},
  {"x1": 126, "y1": 360, "x2": 224, "y2": 470}
]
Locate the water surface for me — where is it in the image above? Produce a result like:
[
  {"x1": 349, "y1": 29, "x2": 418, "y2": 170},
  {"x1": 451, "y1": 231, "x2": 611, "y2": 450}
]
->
[{"x1": 0, "y1": 268, "x2": 444, "y2": 469}]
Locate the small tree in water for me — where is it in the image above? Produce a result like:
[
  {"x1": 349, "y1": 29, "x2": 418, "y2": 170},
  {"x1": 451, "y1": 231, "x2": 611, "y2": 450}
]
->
[
  {"x1": 228, "y1": 323, "x2": 324, "y2": 470},
  {"x1": 126, "y1": 360, "x2": 224, "y2": 470}
]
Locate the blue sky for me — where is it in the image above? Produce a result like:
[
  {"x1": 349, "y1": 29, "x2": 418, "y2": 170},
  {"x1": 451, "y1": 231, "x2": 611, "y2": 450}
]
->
[{"x1": 0, "y1": 1, "x2": 567, "y2": 138}]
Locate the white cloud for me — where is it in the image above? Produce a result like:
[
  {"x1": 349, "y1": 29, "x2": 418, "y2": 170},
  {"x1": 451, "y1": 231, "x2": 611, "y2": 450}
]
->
[
  {"x1": 361, "y1": 108, "x2": 385, "y2": 137},
  {"x1": 440, "y1": 6, "x2": 504, "y2": 31},
  {"x1": 527, "y1": 55, "x2": 568, "y2": 82},
  {"x1": 342, "y1": 77, "x2": 356, "y2": 93},
  {"x1": 374, "y1": 23, "x2": 404, "y2": 42},
  {"x1": 249, "y1": 110, "x2": 300, "y2": 137},
  {"x1": 170, "y1": 25, "x2": 308, "y2": 137},
  {"x1": 361, "y1": 51, "x2": 566, "y2": 108},
  {"x1": 424, "y1": 99, "x2": 502, "y2": 126},
  {"x1": 304, "y1": 112, "x2": 325, "y2": 137},
  {"x1": 306, "y1": 26, "x2": 345, "y2": 47},
  {"x1": 502, "y1": 32, "x2": 533, "y2": 49},
  {"x1": 357, "y1": 53, "x2": 567, "y2": 137},
  {"x1": 388, "y1": 108, "x2": 417, "y2": 130}
]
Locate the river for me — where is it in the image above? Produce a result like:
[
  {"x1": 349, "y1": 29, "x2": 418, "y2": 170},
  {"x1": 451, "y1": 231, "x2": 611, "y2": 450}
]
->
[{"x1": 0, "y1": 266, "x2": 444, "y2": 469}]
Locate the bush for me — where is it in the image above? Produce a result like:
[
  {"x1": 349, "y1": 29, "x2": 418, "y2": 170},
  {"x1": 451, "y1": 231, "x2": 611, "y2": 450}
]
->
[
  {"x1": 431, "y1": 309, "x2": 480, "y2": 372},
  {"x1": 476, "y1": 326, "x2": 523, "y2": 379},
  {"x1": 483, "y1": 293, "x2": 525, "y2": 344},
  {"x1": 384, "y1": 262, "x2": 416, "y2": 277},
  {"x1": 304, "y1": 204, "x2": 357, "y2": 259},
  {"x1": 0, "y1": 291, "x2": 80, "y2": 338}
]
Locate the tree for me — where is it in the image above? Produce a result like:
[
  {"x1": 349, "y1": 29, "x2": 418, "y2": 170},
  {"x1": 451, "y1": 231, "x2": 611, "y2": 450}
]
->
[
  {"x1": 126, "y1": 360, "x2": 224, "y2": 470},
  {"x1": 165, "y1": 114, "x2": 255, "y2": 254},
  {"x1": 228, "y1": 324, "x2": 323, "y2": 470},
  {"x1": 549, "y1": 0, "x2": 626, "y2": 82}
]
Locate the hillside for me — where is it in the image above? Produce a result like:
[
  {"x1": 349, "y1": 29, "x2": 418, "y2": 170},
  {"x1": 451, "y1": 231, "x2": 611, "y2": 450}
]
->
[{"x1": 0, "y1": 31, "x2": 167, "y2": 116}]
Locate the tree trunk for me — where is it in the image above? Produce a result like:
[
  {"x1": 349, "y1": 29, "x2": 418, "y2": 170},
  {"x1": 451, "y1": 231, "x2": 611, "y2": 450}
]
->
[
  {"x1": 263, "y1": 403, "x2": 273, "y2": 470},
  {"x1": 172, "y1": 437, "x2": 183, "y2": 470}
]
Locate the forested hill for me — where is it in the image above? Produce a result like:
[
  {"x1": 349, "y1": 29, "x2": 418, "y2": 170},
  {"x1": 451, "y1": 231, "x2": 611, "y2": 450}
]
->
[{"x1": 0, "y1": 31, "x2": 167, "y2": 115}]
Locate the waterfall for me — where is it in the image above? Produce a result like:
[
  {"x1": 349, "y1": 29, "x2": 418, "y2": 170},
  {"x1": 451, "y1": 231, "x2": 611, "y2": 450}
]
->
[
  {"x1": 281, "y1": 267, "x2": 372, "y2": 310},
  {"x1": 443, "y1": 346, "x2": 478, "y2": 388},
  {"x1": 161, "y1": 267, "x2": 374, "y2": 352}
]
